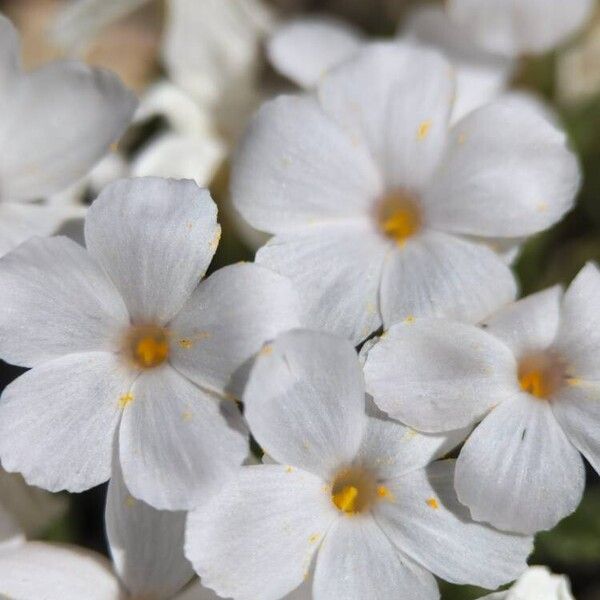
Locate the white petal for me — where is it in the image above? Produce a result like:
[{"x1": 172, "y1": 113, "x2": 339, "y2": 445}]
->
[
  {"x1": 482, "y1": 286, "x2": 563, "y2": 357},
  {"x1": 318, "y1": 42, "x2": 454, "y2": 190},
  {"x1": 244, "y1": 329, "x2": 366, "y2": 479},
  {"x1": 185, "y1": 465, "x2": 335, "y2": 600},
  {"x1": 424, "y1": 96, "x2": 581, "y2": 237},
  {"x1": 313, "y1": 516, "x2": 438, "y2": 600},
  {"x1": 106, "y1": 461, "x2": 194, "y2": 599},
  {"x1": 404, "y1": 5, "x2": 514, "y2": 122},
  {"x1": 555, "y1": 262, "x2": 600, "y2": 379},
  {"x1": 355, "y1": 411, "x2": 467, "y2": 481},
  {"x1": 365, "y1": 317, "x2": 517, "y2": 432},
  {"x1": 447, "y1": 0, "x2": 594, "y2": 56},
  {"x1": 380, "y1": 231, "x2": 517, "y2": 329},
  {"x1": 552, "y1": 380, "x2": 600, "y2": 476},
  {"x1": 268, "y1": 17, "x2": 363, "y2": 88},
  {"x1": 0, "y1": 352, "x2": 131, "y2": 492},
  {"x1": 170, "y1": 263, "x2": 303, "y2": 399},
  {"x1": 256, "y1": 220, "x2": 388, "y2": 344},
  {"x1": 0, "y1": 16, "x2": 20, "y2": 97},
  {"x1": 0, "y1": 61, "x2": 136, "y2": 201},
  {"x1": 0, "y1": 469, "x2": 67, "y2": 537},
  {"x1": 119, "y1": 366, "x2": 248, "y2": 510},
  {"x1": 0, "y1": 236, "x2": 128, "y2": 368},
  {"x1": 0, "y1": 541, "x2": 124, "y2": 599},
  {"x1": 456, "y1": 394, "x2": 585, "y2": 534},
  {"x1": 375, "y1": 460, "x2": 532, "y2": 589},
  {"x1": 85, "y1": 177, "x2": 219, "y2": 324},
  {"x1": 503, "y1": 566, "x2": 574, "y2": 600},
  {"x1": 231, "y1": 94, "x2": 382, "y2": 234}
]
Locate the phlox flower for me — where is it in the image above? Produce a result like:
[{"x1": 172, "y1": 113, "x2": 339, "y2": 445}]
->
[
  {"x1": 364, "y1": 263, "x2": 600, "y2": 534},
  {"x1": 233, "y1": 42, "x2": 580, "y2": 344},
  {"x1": 481, "y1": 566, "x2": 574, "y2": 600},
  {"x1": 0, "y1": 15, "x2": 136, "y2": 257},
  {"x1": 185, "y1": 329, "x2": 532, "y2": 600},
  {"x1": 0, "y1": 177, "x2": 302, "y2": 510}
]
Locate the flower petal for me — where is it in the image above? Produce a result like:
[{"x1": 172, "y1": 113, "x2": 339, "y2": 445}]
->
[
  {"x1": 317, "y1": 41, "x2": 454, "y2": 191},
  {"x1": 0, "y1": 541, "x2": 123, "y2": 599},
  {"x1": 244, "y1": 329, "x2": 366, "y2": 478},
  {"x1": 0, "y1": 61, "x2": 136, "y2": 201},
  {"x1": 169, "y1": 262, "x2": 303, "y2": 399},
  {"x1": 483, "y1": 286, "x2": 563, "y2": 357},
  {"x1": 268, "y1": 17, "x2": 363, "y2": 88},
  {"x1": 424, "y1": 95, "x2": 581, "y2": 237},
  {"x1": 447, "y1": 0, "x2": 594, "y2": 56},
  {"x1": 376, "y1": 460, "x2": 532, "y2": 589},
  {"x1": 185, "y1": 465, "x2": 335, "y2": 600},
  {"x1": 0, "y1": 15, "x2": 20, "y2": 94},
  {"x1": 364, "y1": 318, "x2": 517, "y2": 432},
  {"x1": 380, "y1": 231, "x2": 517, "y2": 329},
  {"x1": 555, "y1": 262, "x2": 600, "y2": 380},
  {"x1": 119, "y1": 365, "x2": 248, "y2": 510},
  {"x1": 455, "y1": 394, "x2": 585, "y2": 534},
  {"x1": 256, "y1": 220, "x2": 388, "y2": 344},
  {"x1": 0, "y1": 352, "x2": 131, "y2": 492},
  {"x1": 85, "y1": 177, "x2": 219, "y2": 324},
  {"x1": 313, "y1": 516, "x2": 438, "y2": 600},
  {"x1": 106, "y1": 460, "x2": 194, "y2": 599},
  {"x1": 231, "y1": 94, "x2": 382, "y2": 234},
  {"x1": 0, "y1": 236, "x2": 128, "y2": 368}
]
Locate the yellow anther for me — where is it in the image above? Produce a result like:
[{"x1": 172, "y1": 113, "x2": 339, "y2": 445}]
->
[
  {"x1": 376, "y1": 485, "x2": 393, "y2": 501},
  {"x1": 178, "y1": 338, "x2": 193, "y2": 349},
  {"x1": 376, "y1": 191, "x2": 422, "y2": 247},
  {"x1": 332, "y1": 485, "x2": 359, "y2": 513},
  {"x1": 125, "y1": 325, "x2": 170, "y2": 369},
  {"x1": 118, "y1": 392, "x2": 134, "y2": 409},
  {"x1": 519, "y1": 370, "x2": 547, "y2": 399},
  {"x1": 417, "y1": 120, "x2": 432, "y2": 140},
  {"x1": 426, "y1": 497, "x2": 439, "y2": 510}
]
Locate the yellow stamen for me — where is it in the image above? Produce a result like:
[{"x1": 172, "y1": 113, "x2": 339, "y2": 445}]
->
[
  {"x1": 426, "y1": 497, "x2": 439, "y2": 510},
  {"x1": 376, "y1": 191, "x2": 422, "y2": 247},
  {"x1": 517, "y1": 352, "x2": 567, "y2": 401},
  {"x1": 417, "y1": 120, "x2": 432, "y2": 140},
  {"x1": 118, "y1": 392, "x2": 134, "y2": 409},
  {"x1": 519, "y1": 370, "x2": 547, "y2": 399},
  {"x1": 125, "y1": 325, "x2": 170, "y2": 369},
  {"x1": 332, "y1": 485, "x2": 359, "y2": 513}
]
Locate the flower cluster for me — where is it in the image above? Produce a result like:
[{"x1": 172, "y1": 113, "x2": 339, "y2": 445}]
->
[{"x1": 0, "y1": 0, "x2": 595, "y2": 598}]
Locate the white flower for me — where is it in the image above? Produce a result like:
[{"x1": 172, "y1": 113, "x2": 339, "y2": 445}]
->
[
  {"x1": 364, "y1": 262, "x2": 600, "y2": 534},
  {"x1": 481, "y1": 566, "x2": 574, "y2": 600},
  {"x1": 446, "y1": 0, "x2": 594, "y2": 57},
  {"x1": 233, "y1": 42, "x2": 580, "y2": 344},
  {"x1": 185, "y1": 329, "x2": 532, "y2": 600},
  {"x1": 0, "y1": 177, "x2": 302, "y2": 510},
  {"x1": 0, "y1": 15, "x2": 136, "y2": 257}
]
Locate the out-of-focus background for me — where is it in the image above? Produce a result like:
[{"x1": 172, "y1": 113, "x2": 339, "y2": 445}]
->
[{"x1": 1, "y1": 0, "x2": 600, "y2": 597}]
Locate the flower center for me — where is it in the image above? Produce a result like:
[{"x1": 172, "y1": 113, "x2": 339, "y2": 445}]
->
[
  {"x1": 124, "y1": 325, "x2": 170, "y2": 369},
  {"x1": 517, "y1": 352, "x2": 566, "y2": 400},
  {"x1": 376, "y1": 190, "x2": 422, "y2": 246},
  {"x1": 330, "y1": 467, "x2": 391, "y2": 515}
]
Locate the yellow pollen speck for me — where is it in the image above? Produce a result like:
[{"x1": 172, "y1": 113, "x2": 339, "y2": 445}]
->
[
  {"x1": 376, "y1": 485, "x2": 394, "y2": 501},
  {"x1": 308, "y1": 533, "x2": 321, "y2": 544},
  {"x1": 178, "y1": 339, "x2": 193, "y2": 349},
  {"x1": 417, "y1": 120, "x2": 432, "y2": 140},
  {"x1": 332, "y1": 485, "x2": 359, "y2": 514},
  {"x1": 118, "y1": 392, "x2": 134, "y2": 409},
  {"x1": 182, "y1": 411, "x2": 193, "y2": 422},
  {"x1": 210, "y1": 228, "x2": 222, "y2": 251},
  {"x1": 260, "y1": 344, "x2": 273, "y2": 356},
  {"x1": 404, "y1": 315, "x2": 415, "y2": 324},
  {"x1": 285, "y1": 466, "x2": 295, "y2": 473},
  {"x1": 125, "y1": 495, "x2": 136, "y2": 507},
  {"x1": 426, "y1": 497, "x2": 439, "y2": 510}
]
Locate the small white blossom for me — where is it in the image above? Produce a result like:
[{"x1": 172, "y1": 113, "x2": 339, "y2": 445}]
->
[
  {"x1": 233, "y1": 42, "x2": 580, "y2": 344},
  {"x1": 365, "y1": 262, "x2": 600, "y2": 534},
  {"x1": 185, "y1": 329, "x2": 532, "y2": 600},
  {"x1": 0, "y1": 177, "x2": 302, "y2": 510},
  {"x1": 481, "y1": 566, "x2": 574, "y2": 600}
]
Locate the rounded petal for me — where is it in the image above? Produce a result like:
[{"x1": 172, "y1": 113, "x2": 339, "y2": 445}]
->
[
  {"x1": 185, "y1": 465, "x2": 335, "y2": 600},
  {"x1": 256, "y1": 220, "x2": 388, "y2": 344},
  {"x1": 85, "y1": 177, "x2": 220, "y2": 324},
  {"x1": 501, "y1": 566, "x2": 574, "y2": 600},
  {"x1": 447, "y1": 0, "x2": 594, "y2": 56},
  {"x1": 313, "y1": 516, "x2": 439, "y2": 600},
  {"x1": 119, "y1": 366, "x2": 248, "y2": 510},
  {"x1": 268, "y1": 17, "x2": 363, "y2": 88},
  {"x1": 317, "y1": 42, "x2": 454, "y2": 191},
  {"x1": 244, "y1": 329, "x2": 366, "y2": 478},
  {"x1": 0, "y1": 61, "x2": 136, "y2": 201},
  {"x1": 424, "y1": 96, "x2": 581, "y2": 237},
  {"x1": 380, "y1": 231, "x2": 518, "y2": 329},
  {"x1": 552, "y1": 380, "x2": 600, "y2": 476},
  {"x1": 231, "y1": 94, "x2": 382, "y2": 234},
  {"x1": 0, "y1": 236, "x2": 128, "y2": 368},
  {"x1": 106, "y1": 461, "x2": 194, "y2": 599},
  {"x1": 375, "y1": 460, "x2": 533, "y2": 589},
  {"x1": 482, "y1": 286, "x2": 563, "y2": 357},
  {"x1": 364, "y1": 318, "x2": 517, "y2": 432},
  {"x1": 555, "y1": 262, "x2": 600, "y2": 379},
  {"x1": 169, "y1": 262, "x2": 303, "y2": 399},
  {"x1": 456, "y1": 394, "x2": 585, "y2": 534},
  {"x1": 0, "y1": 352, "x2": 131, "y2": 492},
  {"x1": 0, "y1": 542, "x2": 124, "y2": 600}
]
